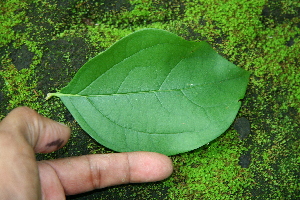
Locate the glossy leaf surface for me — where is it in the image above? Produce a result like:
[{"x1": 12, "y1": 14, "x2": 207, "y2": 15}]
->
[{"x1": 48, "y1": 29, "x2": 250, "y2": 155}]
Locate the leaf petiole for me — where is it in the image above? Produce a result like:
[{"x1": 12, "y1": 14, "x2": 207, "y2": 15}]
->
[{"x1": 45, "y1": 92, "x2": 80, "y2": 100}]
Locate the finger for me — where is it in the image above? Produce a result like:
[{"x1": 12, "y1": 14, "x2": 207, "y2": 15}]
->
[
  {"x1": 0, "y1": 131, "x2": 41, "y2": 199},
  {"x1": 38, "y1": 152, "x2": 173, "y2": 196},
  {"x1": 0, "y1": 107, "x2": 71, "y2": 199},
  {"x1": 0, "y1": 106, "x2": 71, "y2": 153}
]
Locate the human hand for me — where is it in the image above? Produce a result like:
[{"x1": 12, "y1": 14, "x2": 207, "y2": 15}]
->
[{"x1": 0, "y1": 107, "x2": 173, "y2": 199}]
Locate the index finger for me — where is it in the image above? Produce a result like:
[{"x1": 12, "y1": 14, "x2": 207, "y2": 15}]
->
[{"x1": 38, "y1": 152, "x2": 173, "y2": 196}]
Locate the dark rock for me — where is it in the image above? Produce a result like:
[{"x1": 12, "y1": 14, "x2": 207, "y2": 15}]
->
[
  {"x1": 239, "y1": 151, "x2": 251, "y2": 168},
  {"x1": 9, "y1": 45, "x2": 34, "y2": 70},
  {"x1": 0, "y1": 91, "x2": 3, "y2": 103},
  {"x1": 234, "y1": 117, "x2": 251, "y2": 139},
  {"x1": 285, "y1": 37, "x2": 295, "y2": 47}
]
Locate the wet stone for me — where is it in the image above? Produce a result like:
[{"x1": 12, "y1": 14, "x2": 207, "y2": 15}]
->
[
  {"x1": 239, "y1": 151, "x2": 251, "y2": 168},
  {"x1": 9, "y1": 45, "x2": 34, "y2": 70},
  {"x1": 234, "y1": 117, "x2": 251, "y2": 139}
]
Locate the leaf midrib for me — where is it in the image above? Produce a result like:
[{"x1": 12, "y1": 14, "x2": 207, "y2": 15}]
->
[{"x1": 49, "y1": 74, "x2": 246, "y2": 98}]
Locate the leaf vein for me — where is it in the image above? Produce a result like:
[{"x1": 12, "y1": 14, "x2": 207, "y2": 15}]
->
[
  {"x1": 79, "y1": 42, "x2": 178, "y2": 94},
  {"x1": 85, "y1": 98, "x2": 181, "y2": 135},
  {"x1": 179, "y1": 89, "x2": 212, "y2": 124}
]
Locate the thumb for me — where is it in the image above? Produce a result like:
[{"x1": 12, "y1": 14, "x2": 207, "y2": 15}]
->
[
  {"x1": 0, "y1": 106, "x2": 71, "y2": 153},
  {"x1": 0, "y1": 107, "x2": 71, "y2": 199}
]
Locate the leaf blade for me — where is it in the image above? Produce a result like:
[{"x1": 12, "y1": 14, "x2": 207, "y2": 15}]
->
[{"x1": 52, "y1": 28, "x2": 250, "y2": 155}]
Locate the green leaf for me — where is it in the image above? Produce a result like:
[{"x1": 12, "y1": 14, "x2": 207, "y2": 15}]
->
[{"x1": 47, "y1": 29, "x2": 250, "y2": 156}]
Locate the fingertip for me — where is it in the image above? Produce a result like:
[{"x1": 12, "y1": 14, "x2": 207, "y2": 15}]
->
[
  {"x1": 146, "y1": 152, "x2": 173, "y2": 180},
  {"x1": 128, "y1": 152, "x2": 173, "y2": 183},
  {"x1": 35, "y1": 119, "x2": 71, "y2": 153},
  {"x1": 5, "y1": 106, "x2": 71, "y2": 153}
]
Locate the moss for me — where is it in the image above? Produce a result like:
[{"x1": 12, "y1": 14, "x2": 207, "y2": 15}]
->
[
  {"x1": 166, "y1": 131, "x2": 254, "y2": 199},
  {"x1": 242, "y1": 77, "x2": 299, "y2": 198},
  {"x1": 0, "y1": 0, "x2": 29, "y2": 46},
  {"x1": 0, "y1": 0, "x2": 299, "y2": 199},
  {"x1": 0, "y1": 61, "x2": 41, "y2": 113}
]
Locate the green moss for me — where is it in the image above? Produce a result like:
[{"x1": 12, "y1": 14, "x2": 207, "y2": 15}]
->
[
  {"x1": 0, "y1": 61, "x2": 41, "y2": 111},
  {"x1": 0, "y1": 0, "x2": 28, "y2": 46},
  {"x1": 242, "y1": 77, "x2": 299, "y2": 198},
  {"x1": 166, "y1": 130, "x2": 254, "y2": 199},
  {"x1": 86, "y1": 24, "x2": 132, "y2": 49}
]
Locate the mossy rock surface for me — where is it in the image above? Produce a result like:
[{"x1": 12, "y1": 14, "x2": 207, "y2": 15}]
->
[{"x1": 0, "y1": 0, "x2": 299, "y2": 199}]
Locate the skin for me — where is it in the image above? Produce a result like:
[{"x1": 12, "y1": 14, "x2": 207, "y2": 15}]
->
[{"x1": 0, "y1": 107, "x2": 173, "y2": 200}]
